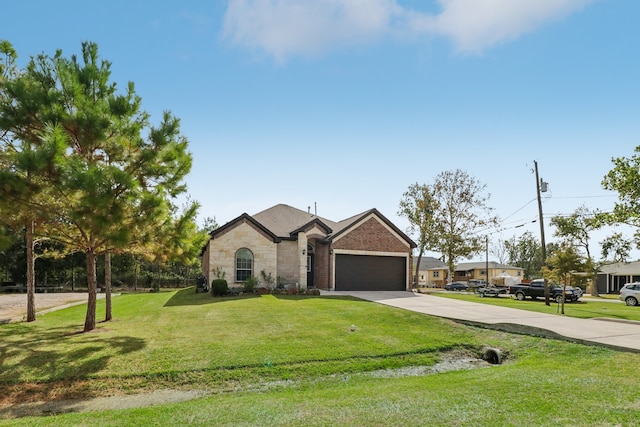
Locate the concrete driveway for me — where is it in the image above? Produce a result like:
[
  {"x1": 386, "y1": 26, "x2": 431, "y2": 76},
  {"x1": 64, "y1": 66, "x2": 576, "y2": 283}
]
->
[{"x1": 324, "y1": 290, "x2": 640, "y2": 353}]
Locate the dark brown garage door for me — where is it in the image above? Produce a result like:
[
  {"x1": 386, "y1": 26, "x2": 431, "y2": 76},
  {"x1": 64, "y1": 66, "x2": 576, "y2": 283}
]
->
[{"x1": 335, "y1": 254, "x2": 406, "y2": 291}]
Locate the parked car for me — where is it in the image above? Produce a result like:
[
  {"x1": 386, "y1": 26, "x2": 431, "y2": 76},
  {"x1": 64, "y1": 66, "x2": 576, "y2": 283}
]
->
[
  {"x1": 445, "y1": 282, "x2": 468, "y2": 291},
  {"x1": 565, "y1": 286, "x2": 584, "y2": 299},
  {"x1": 619, "y1": 282, "x2": 640, "y2": 306},
  {"x1": 478, "y1": 284, "x2": 508, "y2": 298},
  {"x1": 467, "y1": 279, "x2": 487, "y2": 289}
]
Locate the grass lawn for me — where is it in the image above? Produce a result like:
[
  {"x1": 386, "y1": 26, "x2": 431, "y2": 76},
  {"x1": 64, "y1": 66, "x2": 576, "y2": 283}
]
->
[
  {"x1": 429, "y1": 290, "x2": 640, "y2": 322},
  {"x1": 1, "y1": 288, "x2": 640, "y2": 426}
]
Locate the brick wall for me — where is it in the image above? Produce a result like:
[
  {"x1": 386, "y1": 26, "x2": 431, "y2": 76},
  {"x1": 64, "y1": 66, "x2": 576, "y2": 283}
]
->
[
  {"x1": 313, "y1": 241, "x2": 330, "y2": 289},
  {"x1": 333, "y1": 217, "x2": 410, "y2": 253}
]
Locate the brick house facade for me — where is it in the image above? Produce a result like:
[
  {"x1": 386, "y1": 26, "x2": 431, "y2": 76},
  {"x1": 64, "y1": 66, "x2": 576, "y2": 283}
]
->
[{"x1": 202, "y1": 204, "x2": 416, "y2": 291}]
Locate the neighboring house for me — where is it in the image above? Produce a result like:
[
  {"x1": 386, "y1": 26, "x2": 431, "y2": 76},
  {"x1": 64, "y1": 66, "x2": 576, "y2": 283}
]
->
[
  {"x1": 201, "y1": 204, "x2": 416, "y2": 291},
  {"x1": 454, "y1": 261, "x2": 524, "y2": 285},
  {"x1": 596, "y1": 261, "x2": 640, "y2": 294},
  {"x1": 413, "y1": 256, "x2": 448, "y2": 287}
]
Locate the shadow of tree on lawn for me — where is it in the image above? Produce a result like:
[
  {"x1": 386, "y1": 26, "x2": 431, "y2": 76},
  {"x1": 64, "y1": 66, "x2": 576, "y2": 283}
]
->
[
  {"x1": 0, "y1": 321, "x2": 146, "y2": 418},
  {"x1": 163, "y1": 286, "x2": 365, "y2": 308},
  {"x1": 163, "y1": 286, "x2": 260, "y2": 307}
]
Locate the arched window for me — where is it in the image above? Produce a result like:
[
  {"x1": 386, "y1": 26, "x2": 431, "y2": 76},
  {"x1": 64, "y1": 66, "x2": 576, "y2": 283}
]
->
[{"x1": 235, "y1": 248, "x2": 253, "y2": 282}]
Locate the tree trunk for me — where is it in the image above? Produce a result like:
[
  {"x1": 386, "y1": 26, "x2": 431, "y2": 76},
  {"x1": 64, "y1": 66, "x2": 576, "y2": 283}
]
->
[
  {"x1": 134, "y1": 259, "x2": 138, "y2": 292},
  {"x1": 590, "y1": 277, "x2": 599, "y2": 297},
  {"x1": 25, "y1": 221, "x2": 36, "y2": 322},
  {"x1": 84, "y1": 249, "x2": 97, "y2": 332},
  {"x1": 105, "y1": 252, "x2": 112, "y2": 321},
  {"x1": 544, "y1": 284, "x2": 550, "y2": 306},
  {"x1": 414, "y1": 250, "x2": 424, "y2": 287}
]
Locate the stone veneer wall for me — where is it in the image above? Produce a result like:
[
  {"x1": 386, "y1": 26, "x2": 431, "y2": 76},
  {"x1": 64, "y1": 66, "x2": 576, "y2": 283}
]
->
[
  {"x1": 201, "y1": 244, "x2": 211, "y2": 283},
  {"x1": 276, "y1": 240, "x2": 299, "y2": 286},
  {"x1": 208, "y1": 221, "x2": 277, "y2": 284}
]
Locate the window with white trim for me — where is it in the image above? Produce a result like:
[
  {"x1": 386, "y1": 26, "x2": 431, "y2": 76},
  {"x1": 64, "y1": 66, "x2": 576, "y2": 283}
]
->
[{"x1": 235, "y1": 248, "x2": 253, "y2": 282}]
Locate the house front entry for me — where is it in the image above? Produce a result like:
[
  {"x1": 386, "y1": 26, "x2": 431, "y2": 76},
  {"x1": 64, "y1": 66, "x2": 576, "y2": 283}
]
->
[{"x1": 307, "y1": 244, "x2": 314, "y2": 287}]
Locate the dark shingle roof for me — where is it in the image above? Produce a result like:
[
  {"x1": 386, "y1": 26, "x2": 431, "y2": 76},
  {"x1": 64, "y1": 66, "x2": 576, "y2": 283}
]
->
[
  {"x1": 207, "y1": 204, "x2": 415, "y2": 248},
  {"x1": 414, "y1": 256, "x2": 447, "y2": 270},
  {"x1": 456, "y1": 261, "x2": 523, "y2": 271},
  {"x1": 252, "y1": 204, "x2": 338, "y2": 238}
]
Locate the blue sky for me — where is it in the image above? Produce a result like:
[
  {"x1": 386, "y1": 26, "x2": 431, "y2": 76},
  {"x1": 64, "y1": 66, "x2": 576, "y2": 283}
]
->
[{"x1": 4, "y1": 0, "x2": 640, "y2": 261}]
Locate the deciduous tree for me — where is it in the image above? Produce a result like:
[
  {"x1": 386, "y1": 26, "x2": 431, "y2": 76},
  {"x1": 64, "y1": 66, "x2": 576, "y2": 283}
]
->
[
  {"x1": 550, "y1": 205, "x2": 600, "y2": 296},
  {"x1": 429, "y1": 169, "x2": 500, "y2": 278},
  {"x1": 398, "y1": 183, "x2": 438, "y2": 285},
  {"x1": 602, "y1": 146, "x2": 640, "y2": 230},
  {"x1": 600, "y1": 232, "x2": 632, "y2": 263},
  {"x1": 542, "y1": 243, "x2": 585, "y2": 314},
  {"x1": 503, "y1": 231, "x2": 543, "y2": 279}
]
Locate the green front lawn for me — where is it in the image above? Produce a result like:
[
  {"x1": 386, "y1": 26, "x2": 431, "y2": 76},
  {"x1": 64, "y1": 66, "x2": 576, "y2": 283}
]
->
[
  {"x1": 430, "y1": 290, "x2": 640, "y2": 321},
  {"x1": 2, "y1": 288, "x2": 640, "y2": 426}
]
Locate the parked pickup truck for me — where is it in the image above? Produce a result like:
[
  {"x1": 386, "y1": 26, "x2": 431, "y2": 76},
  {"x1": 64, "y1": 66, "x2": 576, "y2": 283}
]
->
[{"x1": 508, "y1": 279, "x2": 581, "y2": 303}]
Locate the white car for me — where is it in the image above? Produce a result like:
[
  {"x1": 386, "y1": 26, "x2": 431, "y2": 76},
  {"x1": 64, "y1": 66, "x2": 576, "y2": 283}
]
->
[{"x1": 619, "y1": 282, "x2": 640, "y2": 306}]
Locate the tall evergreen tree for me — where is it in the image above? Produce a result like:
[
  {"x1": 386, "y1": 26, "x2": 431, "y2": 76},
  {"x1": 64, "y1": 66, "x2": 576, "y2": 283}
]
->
[
  {"x1": 0, "y1": 41, "x2": 201, "y2": 331},
  {"x1": 1, "y1": 42, "x2": 63, "y2": 321}
]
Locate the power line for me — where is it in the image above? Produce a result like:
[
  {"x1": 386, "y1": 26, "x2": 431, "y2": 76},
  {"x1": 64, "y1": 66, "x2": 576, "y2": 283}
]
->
[
  {"x1": 502, "y1": 197, "x2": 537, "y2": 222},
  {"x1": 550, "y1": 195, "x2": 617, "y2": 199}
]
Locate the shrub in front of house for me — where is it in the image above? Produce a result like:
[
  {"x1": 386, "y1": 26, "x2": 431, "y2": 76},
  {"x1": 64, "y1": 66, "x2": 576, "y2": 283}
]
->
[
  {"x1": 260, "y1": 270, "x2": 275, "y2": 290},
  {"x1": 211, "y1": 279, "x2": 228, "y2": 296},
  {"x1": 243, "y1": 276, "x2": 259, "y2": 293}
]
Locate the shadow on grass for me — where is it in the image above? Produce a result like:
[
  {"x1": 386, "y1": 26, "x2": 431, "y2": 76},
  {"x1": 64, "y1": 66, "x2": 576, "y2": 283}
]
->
[
  {"x1": 0, "y1": 321, "x2": 146, "y2": 416},
  {"x1": 163, "y1": 287, "x2": 260, "y2": 307},
  {"x1": 270, "y1": 294, "x2": 363, "y2": 303},
  {"x1": 163, "y1": 287, "x2": 364, "y2": 307}
]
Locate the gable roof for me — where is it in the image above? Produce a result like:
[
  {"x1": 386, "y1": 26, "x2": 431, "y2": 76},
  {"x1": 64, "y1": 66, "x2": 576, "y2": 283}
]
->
[
  {"x1": 414, "y1": 256, "x2": 447, "y2": 270},
  {"x1": 209, "y1": 213, "x2": 279, "y2": 242},
  {"x1": 252, "y1": 204, "x2": 337, "y2": 239},
  {"x1": 205, "y1": 204, "x2": 416, "y2": 248},
  {"x1": 328, "y1": 208, "x2": 416, "y2": 248},
  {"x1": 456, "y1": 261, "x2": 523, "y2": 271},
  {"x1": 599, "y1": 261, "x2": 640, "y2": 275}
]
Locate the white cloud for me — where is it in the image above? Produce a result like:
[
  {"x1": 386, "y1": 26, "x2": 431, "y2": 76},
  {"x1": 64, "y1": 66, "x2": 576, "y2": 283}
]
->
[
  {"x1": 222, "y1": 0, "x2": 596, "y2": 61},
  {"x1": 222, "y1": 0, "x2": 403, "y2": 62},
  {"x1": 413, "y1": 0, "x2": 595, "y2": 54}
]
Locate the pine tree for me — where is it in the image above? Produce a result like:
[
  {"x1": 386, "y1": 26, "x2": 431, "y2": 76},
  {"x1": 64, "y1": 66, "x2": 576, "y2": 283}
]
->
[{"x1": 0, "y1": 41, "x2": 202, "y2": 331}]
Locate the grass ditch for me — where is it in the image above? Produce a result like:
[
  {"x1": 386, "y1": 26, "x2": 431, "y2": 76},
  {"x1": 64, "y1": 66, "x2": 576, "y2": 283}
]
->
[{"x1": 2, "y1": 289, "x2": 640, "y2": 425}]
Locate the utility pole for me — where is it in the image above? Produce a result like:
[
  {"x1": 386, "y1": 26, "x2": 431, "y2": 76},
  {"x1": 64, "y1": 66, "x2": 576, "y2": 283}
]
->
[
  {"x1": 485, "y1": 235, "x2": 489, "y2": 286},
  {"x1": 534, "y1": 160, "x2": 549, "y2": 305}
]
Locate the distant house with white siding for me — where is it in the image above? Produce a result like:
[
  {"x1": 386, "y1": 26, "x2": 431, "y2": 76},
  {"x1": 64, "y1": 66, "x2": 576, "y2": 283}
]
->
[{"x1": 596, "y1": 261, "x2": 640, "y2": 294}]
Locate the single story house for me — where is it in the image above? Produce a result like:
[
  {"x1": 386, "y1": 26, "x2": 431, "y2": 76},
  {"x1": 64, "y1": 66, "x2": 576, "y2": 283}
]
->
[
  {"x1": 413, "y1": 256, "x2": 448, "y2": 287},
  {"x1": 201, "y1": 204, "x2": 416, "y2": 291},
  {"x1": 596, "y1": 261, "x2": 640, "y2": 294}
]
